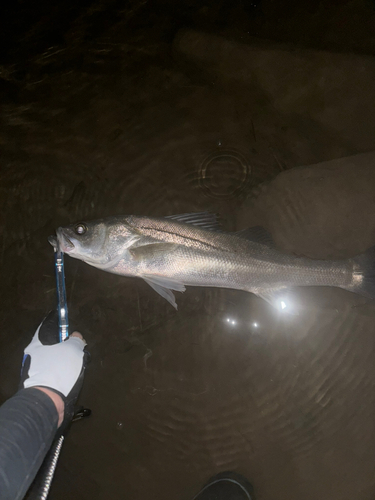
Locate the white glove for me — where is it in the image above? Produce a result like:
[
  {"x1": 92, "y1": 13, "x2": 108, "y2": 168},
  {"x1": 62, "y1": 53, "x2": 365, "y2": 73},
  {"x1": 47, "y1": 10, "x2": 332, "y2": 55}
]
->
[
  {"x1": 22, "y1": 323, "x2": 86, "y2": 397},
  {"x1": 20, "y1": 311, "x2": 90, "y2": 430}
]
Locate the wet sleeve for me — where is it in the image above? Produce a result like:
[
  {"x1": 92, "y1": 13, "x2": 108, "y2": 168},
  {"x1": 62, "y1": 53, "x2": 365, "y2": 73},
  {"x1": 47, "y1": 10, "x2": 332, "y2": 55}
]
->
[{"x1": 0, "y1": 388, "x2": 58, "y2": 500}]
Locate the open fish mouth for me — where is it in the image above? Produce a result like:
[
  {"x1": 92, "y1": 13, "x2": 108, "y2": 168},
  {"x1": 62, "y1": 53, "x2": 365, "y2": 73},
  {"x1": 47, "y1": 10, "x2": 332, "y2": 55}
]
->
[
  {"x1": 48, "y1": 228, "x2": 75, "y2": 252},
  {"x1": 47, "y1": 235, "x2": 58, "y2": 248}
]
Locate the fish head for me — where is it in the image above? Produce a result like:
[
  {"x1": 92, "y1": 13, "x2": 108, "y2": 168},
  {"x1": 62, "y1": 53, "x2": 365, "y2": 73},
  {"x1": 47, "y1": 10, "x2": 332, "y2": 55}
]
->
[{"x1": 51, "y1": 218, "x2": 139, "y2": 266}]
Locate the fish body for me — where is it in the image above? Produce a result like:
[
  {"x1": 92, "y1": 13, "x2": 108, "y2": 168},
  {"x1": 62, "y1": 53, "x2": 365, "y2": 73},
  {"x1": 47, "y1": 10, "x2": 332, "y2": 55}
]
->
[{"x1": 52, "y1": 213, "x2": 374, "y2": 310}]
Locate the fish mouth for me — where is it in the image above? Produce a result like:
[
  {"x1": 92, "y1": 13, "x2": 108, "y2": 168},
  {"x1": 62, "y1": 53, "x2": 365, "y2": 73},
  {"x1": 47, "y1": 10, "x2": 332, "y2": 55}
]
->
[
  {"x1": 48, "y1": 228, "x2": 75, "y2": 253},
  {"x1": 47, "y1": 235, "x2": 58, "y2": 248}
]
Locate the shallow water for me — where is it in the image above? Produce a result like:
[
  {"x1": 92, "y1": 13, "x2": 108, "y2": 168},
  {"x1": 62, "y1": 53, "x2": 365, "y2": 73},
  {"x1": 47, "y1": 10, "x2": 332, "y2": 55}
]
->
[{"x1": 1, "y1": 2, "x2": 375, "y2": 499}]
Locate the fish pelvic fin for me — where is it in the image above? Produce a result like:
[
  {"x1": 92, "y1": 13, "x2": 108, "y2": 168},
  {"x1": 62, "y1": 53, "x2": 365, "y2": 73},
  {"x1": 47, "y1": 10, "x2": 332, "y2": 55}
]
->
[
  {"x1": 345, "y1": 245, "x2": 375, "y2": 299},
  {"x1": 142, "y1": 275, "x2": 186, "y2": 309}
]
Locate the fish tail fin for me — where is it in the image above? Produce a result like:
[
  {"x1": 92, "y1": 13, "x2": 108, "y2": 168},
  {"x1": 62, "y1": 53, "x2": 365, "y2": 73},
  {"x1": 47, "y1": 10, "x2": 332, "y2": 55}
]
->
[{"x1": 346, "y1": 245, "x2": 375, "y2": 299}]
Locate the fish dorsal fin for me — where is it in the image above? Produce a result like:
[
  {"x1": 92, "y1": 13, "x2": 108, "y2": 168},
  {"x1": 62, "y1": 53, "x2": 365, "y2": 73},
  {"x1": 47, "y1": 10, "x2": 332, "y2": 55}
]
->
[
  {"x1": 235, "y1": 226, "x2": 275, "y2": 247},
  {"x1": 165, "y1": 212, "x2": 221, "y2": 231}
]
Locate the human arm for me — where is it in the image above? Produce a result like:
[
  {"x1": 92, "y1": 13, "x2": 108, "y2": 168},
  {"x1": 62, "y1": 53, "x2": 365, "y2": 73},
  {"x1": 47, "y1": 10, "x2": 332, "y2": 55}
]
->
[{"x1": 0, "y1": 314, "x2": 88, "y2": 500}]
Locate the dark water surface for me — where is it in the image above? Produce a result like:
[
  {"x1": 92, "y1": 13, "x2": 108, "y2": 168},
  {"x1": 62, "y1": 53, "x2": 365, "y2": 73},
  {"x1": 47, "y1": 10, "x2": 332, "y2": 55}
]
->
[{"x1": 1, "y1": 2, "x2": 375, "y2": 499}]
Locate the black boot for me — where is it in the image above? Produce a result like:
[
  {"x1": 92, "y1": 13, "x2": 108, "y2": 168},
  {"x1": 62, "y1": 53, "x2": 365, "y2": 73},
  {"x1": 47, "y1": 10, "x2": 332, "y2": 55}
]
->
[{"x1": 193, "y1": 471, "x2": 255, "y2": 500}]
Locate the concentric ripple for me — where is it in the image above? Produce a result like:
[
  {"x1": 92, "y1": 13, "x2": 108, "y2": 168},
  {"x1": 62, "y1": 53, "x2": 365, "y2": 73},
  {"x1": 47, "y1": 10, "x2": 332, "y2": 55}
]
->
[{"x1": 198, "y1": 149, "x2": 250, "y2": 199}]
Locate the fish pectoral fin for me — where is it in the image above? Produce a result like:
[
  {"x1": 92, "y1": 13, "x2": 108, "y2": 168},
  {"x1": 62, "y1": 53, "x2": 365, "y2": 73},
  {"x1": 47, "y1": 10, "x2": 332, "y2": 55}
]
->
[
  {"x1": 235, "y1": 226, "x2": 275, "y2": 247},
  {"x1": 257, "y1": 288, "x2": 299, "y2": 315},
  {"x1": 130, "y1": 243, "x2": 178, "y2": 260},
  {"x1": 143, "y1": 275, "x2": 186, "y2": 310}
]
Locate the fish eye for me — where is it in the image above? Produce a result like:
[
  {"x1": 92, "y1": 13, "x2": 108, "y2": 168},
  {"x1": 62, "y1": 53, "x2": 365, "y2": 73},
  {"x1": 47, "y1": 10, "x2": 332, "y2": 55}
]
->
[{"x1": 74, "y1": 223, "x2": 87, "y2": 235}]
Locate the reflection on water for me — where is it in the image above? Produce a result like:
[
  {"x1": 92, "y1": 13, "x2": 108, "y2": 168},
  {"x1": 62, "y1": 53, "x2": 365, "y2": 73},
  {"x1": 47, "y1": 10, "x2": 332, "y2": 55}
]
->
[
  {"x1": 226, "y1": 317, "x2": 237, "y2": 326},
  {"x1": 1, "y1": 2, "x2": 375, "y2": 500}
]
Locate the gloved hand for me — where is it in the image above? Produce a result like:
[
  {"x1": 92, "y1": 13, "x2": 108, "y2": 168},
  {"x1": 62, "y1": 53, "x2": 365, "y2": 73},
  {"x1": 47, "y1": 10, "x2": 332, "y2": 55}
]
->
[{"x1": 20, "y1": 310, "x2": 90, "y2": 433}]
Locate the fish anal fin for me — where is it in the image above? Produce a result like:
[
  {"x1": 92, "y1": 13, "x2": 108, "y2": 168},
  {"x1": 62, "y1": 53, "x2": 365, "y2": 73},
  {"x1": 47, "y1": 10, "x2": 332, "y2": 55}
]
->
[{"x1": 257, "y1": 288, "x2": 298, "y2": 315}]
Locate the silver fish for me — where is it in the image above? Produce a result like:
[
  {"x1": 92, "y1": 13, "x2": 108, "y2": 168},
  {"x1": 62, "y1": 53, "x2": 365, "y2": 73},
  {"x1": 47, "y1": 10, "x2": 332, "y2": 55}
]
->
[{"x1": 50, "y1": 212, "x2": 375, "y2": 311}]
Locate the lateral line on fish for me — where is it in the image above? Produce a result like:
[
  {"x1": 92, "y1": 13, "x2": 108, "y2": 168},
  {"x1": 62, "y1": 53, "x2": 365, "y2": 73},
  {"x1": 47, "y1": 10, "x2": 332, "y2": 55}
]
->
[{"x1": 136, "y1": 225, "x2": 229, "y2": 252}]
